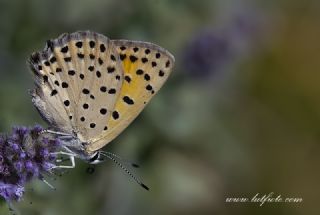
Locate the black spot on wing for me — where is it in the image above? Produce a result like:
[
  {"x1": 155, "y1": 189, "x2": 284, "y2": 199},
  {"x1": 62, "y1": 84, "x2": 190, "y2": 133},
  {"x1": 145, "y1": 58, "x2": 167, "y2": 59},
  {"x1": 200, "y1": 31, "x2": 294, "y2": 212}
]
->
[
  {"x1": 98, "y1": 58, "x2": 103, "y2": 65},
  {"x1": 62, "y1": 82, "x2": 69, "y2": 88},
  {"x1": 75, "y1": 41, "x2": 83, "y2": 48},
  {"x1": 124, "y1": 75, "x2": 131, "y2": 83},
  {"x1": 64, "y1": 100, "x2": 70, "y2": 106},
  {"x1": 88, "y1": 66, "x2": 94, "y2": 71},
  {"x1": 100, "y1": 44, "x2": 106, "y2": 52},
  {"x1": 77, "y1": 53, "x2": 84, "y2": 59},
  {"x1": 100, "y1": 86, "x2": 107, "y2": 92},
  {"x1": 136, "y1": 69, "x2": 144, "y2": 75},
  {"x1": 110, "y1": 54, "x2": 116, "y2": 61},
  {"x1": 120, "y1": 54, "x2": 126, "y2": 60},
  {"x1": 152, "y1": 62, "x2": 157, "y2": 67},
  {"x1": 130, "y1": 55, "x2": 138, "y2": 62},
  {"x1": 108, "y1": 88, "x2": 116, "y2": 94},
  {"x1": 166, "y1": 60, "x2": 170, "y2": 68},
  {"x1": 64, "y1": 57, "x2": 72, "y2": 62},
  {"x1": 123, "y1": 96, "x2": 134, "y2": 105},
  {"x1": 100, "y1": 108, "x2": 107, "y2": 115},
  {"x1": 112, "y1": 111, "x2": 119, "y2": 120},
  {"x1": 51, "y1": 89, "x2": 58, "y2": 96},
  {"x1": 107, "y1": 67, "x2": 115, "y2": 73},
  {"x1": 96, "y1": 71, "x2": 101, "y2": 78},
  {"x1": 89, "y1": 41, "x2": 95, "y2": 48},
  {"x1": 61, "y1": 46, "x2": 68, "y2": 53},
  {"x1": 83, "y1": 103, "x2": 89, "y2": 109},
  {"x1": 50, "y1": 57, "x2": 56, "y2": 63},
  {"x1": 146, "y1": 84, "x2": 153, "y2": 91},
  {"x1": 159, "y1": 70, "x2": 165, "y2": 77},
  {"x1": 82, "y1": 88, "x2": 90, "y2": 94},
  {"x1": 43, "y1": 75, "x2": 48, "y2": 83},
  {"x1": 68, "y1": 70, "x2": 75, "y2": 76},
  {"x1": 141, "y1": 57, "x2": 148, "y2": 63},
  {"x1": 144, "y1": 74, "x2": 150, "y2": 81}
]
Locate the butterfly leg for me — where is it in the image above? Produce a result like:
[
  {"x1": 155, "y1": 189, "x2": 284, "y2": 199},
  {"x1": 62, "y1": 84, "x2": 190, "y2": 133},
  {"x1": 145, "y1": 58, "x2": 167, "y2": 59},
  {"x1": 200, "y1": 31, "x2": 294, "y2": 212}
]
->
[
  {"x1": 40, "y1": 177, "x2": 56, "y2": 190},
  {"x1": 51, "y1": 151, "x2": 76, "y2": 169},
  {"x1": 41, "y1": 129, "x2": 73, "y2": 137}
]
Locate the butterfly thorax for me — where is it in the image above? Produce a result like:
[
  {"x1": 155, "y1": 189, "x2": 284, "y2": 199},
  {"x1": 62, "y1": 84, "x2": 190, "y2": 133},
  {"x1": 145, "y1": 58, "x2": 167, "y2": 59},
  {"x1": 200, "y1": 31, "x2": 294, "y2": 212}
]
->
[{"x1": 51, "y1": 133, "x2": 95, "y2": 161}]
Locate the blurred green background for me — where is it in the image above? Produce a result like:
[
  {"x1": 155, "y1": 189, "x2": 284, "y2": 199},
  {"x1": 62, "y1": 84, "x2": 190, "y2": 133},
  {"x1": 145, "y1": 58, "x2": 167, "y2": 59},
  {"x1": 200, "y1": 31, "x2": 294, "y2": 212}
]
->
[{"x1": 0, "y1": 0, "x2": 319, "y2": 214}]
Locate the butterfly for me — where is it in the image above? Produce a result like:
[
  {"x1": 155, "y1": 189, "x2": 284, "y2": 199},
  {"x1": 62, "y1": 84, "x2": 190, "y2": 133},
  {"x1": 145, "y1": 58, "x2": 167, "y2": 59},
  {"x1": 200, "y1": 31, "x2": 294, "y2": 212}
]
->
[{"x1": 28, "y1": 31, "x2": 174, "y2": 180}]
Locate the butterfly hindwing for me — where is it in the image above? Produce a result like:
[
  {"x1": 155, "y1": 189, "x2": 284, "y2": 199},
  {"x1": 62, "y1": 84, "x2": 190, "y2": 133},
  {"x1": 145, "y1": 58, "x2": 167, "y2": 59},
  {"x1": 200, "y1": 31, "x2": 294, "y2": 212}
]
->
[
  {"x1": 87, "y1": 40, "x2": 175, "y2": 152},
  {"x1": 29, "y1": 31, "x2": 124, "y2": 142}
]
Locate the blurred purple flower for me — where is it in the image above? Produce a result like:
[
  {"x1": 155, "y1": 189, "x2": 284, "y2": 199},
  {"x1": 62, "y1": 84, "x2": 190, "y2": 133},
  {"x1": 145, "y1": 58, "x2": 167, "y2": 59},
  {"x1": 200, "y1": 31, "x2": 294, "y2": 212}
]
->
[
  {"x1": 0, "y1": 125, "x2": 61, "y2": 202},
  {"x1": 0, "y1": 183, "x2": 24, "y2": 201},
  {"x1": 183, "y1": 31, "x2": 231, "y2": 78},
  {"x1": 183, "y1": 12, "x2": 262, "y2": 79}
]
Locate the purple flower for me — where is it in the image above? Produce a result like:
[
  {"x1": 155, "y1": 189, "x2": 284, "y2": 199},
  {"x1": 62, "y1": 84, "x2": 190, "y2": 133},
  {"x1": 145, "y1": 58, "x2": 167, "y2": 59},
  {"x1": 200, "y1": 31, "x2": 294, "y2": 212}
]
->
[
  {"x1": 0, "y1": 183, "x2": 24, "y2": 201},
  {"x1": 25, "y1": 160, "x2": 34, "y2": 171},
  {"x1": 42, "y1": 137, "x2": 49, "y2": 145},
  {"x1": 14, "y1": 161, "x2": 23, "y2": 173},
  {"x1": 42, "y1": 162, "x2": 55, "y2": 171},
  {"x1": 0, "y1": 125, "x2": 61, "y2": 202},
  {"x1": 40, "y1": 148, "x2": 49, "y2": 158},
  {"x1": 183, "y1": 12, "x2": 262, "y2": 80},
  {"x1": 183, "y1": 30, "x2": 231, "y2": 78},
  {"x1": 32, "y1": 124, "x2": 43, "y2": 134},
  {"x1": 19, "y1": 152, "x2": 26, "y2": 159},
  {"x1": 11, "y1": 143, "x2": 20, "y2": 152}
]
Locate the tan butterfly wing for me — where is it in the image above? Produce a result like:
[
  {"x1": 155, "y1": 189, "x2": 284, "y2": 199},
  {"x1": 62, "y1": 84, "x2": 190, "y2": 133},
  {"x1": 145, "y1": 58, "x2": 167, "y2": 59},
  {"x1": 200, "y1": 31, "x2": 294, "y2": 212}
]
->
[
  {"x1": 29, "y1": 31, "x2": 123, "y2": 142},
  {"x1": 87, "y1": 40, "x2": 175, "y2": 153}
]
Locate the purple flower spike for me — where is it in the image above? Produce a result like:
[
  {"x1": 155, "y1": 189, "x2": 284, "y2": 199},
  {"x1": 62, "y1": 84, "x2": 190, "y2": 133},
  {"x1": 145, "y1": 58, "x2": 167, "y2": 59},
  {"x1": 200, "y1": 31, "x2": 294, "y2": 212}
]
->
[
  {"x1": 19, "y1": 152, "x2": 26, "y2": 159},
  {"x1": 32, "y1": 124, "x2": 43, "y2": 133},
  {"x1": 184, "y1": 31, "x2": 231, "y2": 78},
  {"x1": 51, "y1": 139, "x2": 61, "y2": 147},
  {"x1": 25, "y1": 160, "x2": 34, "y2": 172},
  {"x1": 0, "y1": 125, "x2": 62, "y2": 202},
  {"x1": 42, "y1": 137, "x2": 49, "y2": 145},
  {"x1": 16, "y1": 126, "x2": 28, "y2": 137},
  {"x1": 42, "y1": 162, "x2": 55, "y2": 171},
  {"x1": 14, "y1": 161, "x2": 23, "y2": 173},
  {"x1": 11, "y1": 143, "x2": 20, "y2": 151},
  {"x1": 40, "y1": 148, "x2": 49, "y2": 158},
  {"x1": 0, "y1": 183, "x2": 24, "y2": 201}
]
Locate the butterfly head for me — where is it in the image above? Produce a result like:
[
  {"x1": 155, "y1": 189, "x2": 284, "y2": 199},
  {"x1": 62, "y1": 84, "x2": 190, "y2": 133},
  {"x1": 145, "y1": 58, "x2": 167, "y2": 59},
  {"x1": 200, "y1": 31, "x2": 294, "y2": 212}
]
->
[{"x1": 87, "y1": 151, "x2": 105, "y2": 164}]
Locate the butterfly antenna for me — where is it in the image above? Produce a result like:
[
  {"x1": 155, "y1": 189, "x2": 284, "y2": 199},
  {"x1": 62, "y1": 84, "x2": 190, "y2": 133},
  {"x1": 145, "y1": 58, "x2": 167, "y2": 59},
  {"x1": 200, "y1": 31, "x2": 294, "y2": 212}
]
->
[
  {"x1": 100, "y1": 151, "x2": 140, "y2": 168},
  {"x1": 101, "y1": 153, "x2": 149, "y2": 191}
]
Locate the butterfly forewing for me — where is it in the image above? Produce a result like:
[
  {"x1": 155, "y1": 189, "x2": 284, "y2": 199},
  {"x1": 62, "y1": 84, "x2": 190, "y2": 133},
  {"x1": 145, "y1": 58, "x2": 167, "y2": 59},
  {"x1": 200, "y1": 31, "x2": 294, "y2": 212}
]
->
[
  {"x1": 29, "y1": 31, "x2": 123, "y2": 142},
  {"x1": 87, "y1": 40, "x2": 175, "y2": 152}
]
